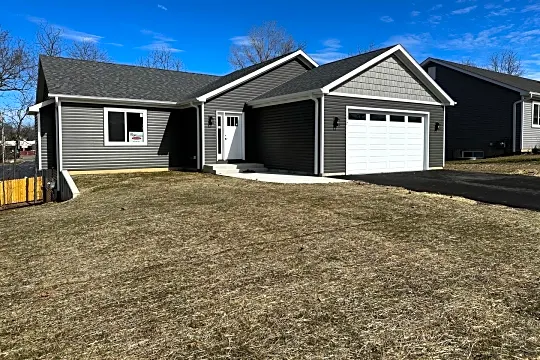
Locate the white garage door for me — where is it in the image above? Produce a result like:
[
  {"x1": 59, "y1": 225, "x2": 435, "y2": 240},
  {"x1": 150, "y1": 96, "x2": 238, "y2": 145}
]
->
[{"x1": 346, "y1": 108, "x2": 426, "y2": 175}]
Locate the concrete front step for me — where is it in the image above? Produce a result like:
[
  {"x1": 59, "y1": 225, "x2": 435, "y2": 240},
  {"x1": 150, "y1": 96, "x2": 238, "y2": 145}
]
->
[{"x1": 203, "y1": 163, "x2": 268, "y2": 175}]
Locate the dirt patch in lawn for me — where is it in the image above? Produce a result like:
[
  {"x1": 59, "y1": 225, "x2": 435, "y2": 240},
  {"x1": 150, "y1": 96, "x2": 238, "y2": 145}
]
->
[
  {"x1": 1, "y1": 172, "x2": 539, "y2": 359},
  {"x1": 447, "y1": 154, "x2": 540, "y2": 176}
]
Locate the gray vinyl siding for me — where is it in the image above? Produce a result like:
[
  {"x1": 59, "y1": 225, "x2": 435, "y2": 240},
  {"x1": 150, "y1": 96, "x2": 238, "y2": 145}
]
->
[
  {"x1": 424, "y1": 62, "x2": 522, "y2": 159},
  {"x1": 522, "y1": 100, "x2": 540, "y2": 150},
  {"x1": 60, "y1": 102, "x2": 174, "y2": 171},
  {"x1": 203, "y1": 58, "x2": 310, "y2": 164},
  {"x1": 323, "y1": 96, "x2": 444, "y2": 174},
  {"x1": 247, "y1": 100, "x2": 315, "y2": 174},
  {"x1": 334, "y1": 55, "x2": 439, "y2": 103},
  {"x1": 39, "y1": 103, "x2": 56, "y2": 169}
]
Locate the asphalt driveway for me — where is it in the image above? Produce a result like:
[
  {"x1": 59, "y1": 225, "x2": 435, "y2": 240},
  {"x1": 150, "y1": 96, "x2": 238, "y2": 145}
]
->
[{"x1": 337, "y1": 170, "x2": 540, "y2": 211}]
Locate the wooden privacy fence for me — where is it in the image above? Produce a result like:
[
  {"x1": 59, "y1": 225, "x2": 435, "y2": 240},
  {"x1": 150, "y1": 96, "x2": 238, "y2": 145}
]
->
[{"x1": 0, "y1": 177, "x2": 43, "y2": 206}]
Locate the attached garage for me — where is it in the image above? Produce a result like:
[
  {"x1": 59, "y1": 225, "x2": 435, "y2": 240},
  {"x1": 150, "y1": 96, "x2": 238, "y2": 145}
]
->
[{"x1": 248, "y1": 44, "x2": 455, "y2": 176}]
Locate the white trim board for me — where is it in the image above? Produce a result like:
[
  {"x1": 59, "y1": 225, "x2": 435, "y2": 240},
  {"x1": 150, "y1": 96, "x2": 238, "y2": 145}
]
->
[
  {"x1": 48, "y1": 93, "x2": 179, "y2": 107},
  {"x1": 532, "y1": 101, "x2": 540, "y2": 128},
  {"x1": 421, "y1": 58, "x2": 529, "y2": 95},
  {"x1": 328, "y1": 92, "x2": 443, "y2": 106},
  {"x1": 194, "y1": 50, "x2": 318, "y2": 102},
  {"x1": 27, "y1": 99, "x2": 55, "y2": 115}
]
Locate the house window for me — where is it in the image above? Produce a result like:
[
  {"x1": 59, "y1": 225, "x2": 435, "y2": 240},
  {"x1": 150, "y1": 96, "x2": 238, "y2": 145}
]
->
[
  {"x1": 533, "y1": 104, "x2": 540, "y2": 127},
  {"x1": 348, "y1": 112, "x2": 367, "y2": 120},
  {"x1": 104, "y1": 108, "x2": 147, "y2": 146}
]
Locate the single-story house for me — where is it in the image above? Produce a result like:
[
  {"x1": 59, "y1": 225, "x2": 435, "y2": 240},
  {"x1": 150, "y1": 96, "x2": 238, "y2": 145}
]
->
[
  {"x1": 29, "y1": 44, "x2": 454, "y2": 183},
  {"x1": 422, "y1": 58, "x2": 540, "y2": 159}
]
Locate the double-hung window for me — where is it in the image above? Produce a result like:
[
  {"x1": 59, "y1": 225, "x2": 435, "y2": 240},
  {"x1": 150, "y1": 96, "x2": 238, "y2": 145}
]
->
[
  {"x1": 104, "y1": 108, "x2": 148, "y2": 146},
  {"x1": 533, "y1": 103, "x2": 540, "y2": 128}
]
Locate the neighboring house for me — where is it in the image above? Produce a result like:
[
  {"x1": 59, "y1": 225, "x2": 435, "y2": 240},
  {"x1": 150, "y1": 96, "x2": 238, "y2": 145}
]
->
[
  {"x1": 29, "y1": 44, "x2": 454, "y2": 180},
  {"x1": 422, "y1": 58, "x2": 540, "y2": 159}
]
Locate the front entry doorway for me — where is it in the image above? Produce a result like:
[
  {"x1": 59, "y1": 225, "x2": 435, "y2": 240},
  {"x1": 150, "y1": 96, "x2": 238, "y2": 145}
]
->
[{"x1": 217, "y1": 111, "x2": 244, "y2": 161}]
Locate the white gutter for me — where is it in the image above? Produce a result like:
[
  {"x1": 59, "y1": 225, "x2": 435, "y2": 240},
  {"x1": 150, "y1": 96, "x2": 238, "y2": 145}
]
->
[
  {"x1": 36, "y1": 111, "x2": 42, "y2": 170},
  {"x1": 513, "y1": 96, "x2": 525, "y2": 153},
  {"x1": 48, "y1": 93, "x2": 179, "y2": 107},
  {"x1": 310, "y1": 95, "x2": 319, "y2": 175},
  {"x1": 189, "y1": 102, "x2": 201, "y2": 170},
  {"x1": 248, "y1": 89, "x2": 323, "y2": 108}
]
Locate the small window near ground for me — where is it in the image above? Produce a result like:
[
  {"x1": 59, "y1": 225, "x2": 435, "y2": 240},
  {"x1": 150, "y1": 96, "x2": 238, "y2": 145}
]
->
[
  {"x1": 390, "y1": 115, "x2": 405, "y2": 122},
  {"x1": 533, "y1": 104, "x2": 540, "y2": 127},
  {"x1": 104, "y1": 108, "x2": 147, "y2": 146},
  {"x1": 408, "y1": 116, "x2": 423, "y2": 123},
  {"x1": 370, "y1": 114, "x2": 386, "y2": 121},
  {"x1": 349, "y1": 112, "x2": 367, "y2": 120}
]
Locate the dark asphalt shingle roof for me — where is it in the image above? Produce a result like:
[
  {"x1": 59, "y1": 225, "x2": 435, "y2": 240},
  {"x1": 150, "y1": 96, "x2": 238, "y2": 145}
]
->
[
  {"x1": 255, "y1": 46, "x2": 394, "y2": 100},
  {"x1": 40, "y1": 56, "x2": 219, "y2": 103},
  {"x1": 427, "y1": 58, "x2": 540, "y2": 94},
  {"x1": 184, "y1": 52, "x2": 298, "y2": 99}
]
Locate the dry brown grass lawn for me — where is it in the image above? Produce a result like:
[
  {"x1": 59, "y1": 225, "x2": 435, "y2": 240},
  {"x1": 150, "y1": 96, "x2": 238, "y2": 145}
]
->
[
  {"x1": 1, "y1": 172, "x2": 540, "y2": 359},
  {"x1": 446, "y1": 154, "x2": 540, "y2": 176}
]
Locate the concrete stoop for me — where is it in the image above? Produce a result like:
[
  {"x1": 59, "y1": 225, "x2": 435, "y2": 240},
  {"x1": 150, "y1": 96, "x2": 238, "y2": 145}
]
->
[{"x1": 202, "y1": 163, "x2": 268, "y2": 175}]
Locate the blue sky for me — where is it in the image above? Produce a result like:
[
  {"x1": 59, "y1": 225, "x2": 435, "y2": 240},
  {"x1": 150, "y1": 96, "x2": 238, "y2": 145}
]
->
[{"x1": 3, "y1": 0, "x2": 540, "y2": 78}]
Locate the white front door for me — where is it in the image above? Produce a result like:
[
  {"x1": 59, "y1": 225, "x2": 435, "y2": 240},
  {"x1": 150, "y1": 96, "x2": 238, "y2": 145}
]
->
[
  {"x1": 346, "y1": 108, "x2": 426, "y2": 175},
  {"x1": 223, "y1": 113, "x2": 243, "y2": 160}
]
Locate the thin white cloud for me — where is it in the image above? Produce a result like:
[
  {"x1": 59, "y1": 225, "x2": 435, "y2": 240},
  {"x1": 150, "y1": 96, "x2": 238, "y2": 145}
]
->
[
  {"x1": 505, "y1": 29, "x2": 540, "y2": 44},
  {"x1": 309, "y1": 38, "x2": 347, "y2": 64},
  {"x1": 138, "y1": 29, "x2": 182, "y2": 52},
  {"x1": 105, "y1": 42, "x2": 124, "y2": 47},
  {"x1": 438, "y1": 25, "x2": 513, "y2": 50},
  {"x1": 230, "y1": 36, "x2": 251, "y2": 46},
  {"x1": 380, "y1": 16, "x2": 394, "y2": 23},
  {"x1": 429, "y1": 15, "x2": 443, "y2": 24},
  {"x1": 484, "y1": 3, "x2": 501, "y2": 9},
  {"x1": 411, "y1": 11, "x2": 421, "y2": 17},
  {"x1": 522, "y1": 4, "x2": 540, "y2": 12},
  {"x1": 488, "y1": 7, "x2": 515, "y2": 16},
  {"x1": 430, "y1": 4, "x2": 443, "y2": 11},
  {"x1": 26, "y1": 15, "x2": 103, "y2": 42},
  {"x1": 451, "y1": 5, "x2": 477, "y2": 14},
  {"x1": 383, "y1": 33, "x2": 432, "y2": 52},
  {"x1": 157, "y1": 4, "x2": 167, "y2": 10}
]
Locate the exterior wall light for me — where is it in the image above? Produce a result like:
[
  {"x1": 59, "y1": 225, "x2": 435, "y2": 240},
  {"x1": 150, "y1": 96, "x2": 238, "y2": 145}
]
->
[
  {"x1": 208, "y1": 116, "x2": 214, "y2": 127},
  {"x1": 435, "y1": 122, "x2": 440, "y2": 131},
  {"x1": 333, "y1": 117, "x2": 340, "y2": 130}
]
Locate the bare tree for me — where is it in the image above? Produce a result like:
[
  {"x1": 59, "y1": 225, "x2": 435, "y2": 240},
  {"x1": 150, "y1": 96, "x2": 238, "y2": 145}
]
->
[
  {"x1": 0, "y1": 27, "x2": 35, "y2": 93},
  {"x1": 4, "y1": 91, "x2": 34, "y2": 176},
  {"x1": 349, "y1": 42, "x2": 377, "y2": 56},
  {"x1": 138, "y1": 48, "x2": 183, "y2": 71},
  {"x1": 36, "y1": 23, "x2": 65, "y2": 57},
  {"x1": 68, "y1": 41, "x2": 109, "y2": 61},
  {"x1": 460, "y1": 58, "x2": 477, "y2": 67},
  {"x1": 488, "y1": 49, "x2": 523, "y2": 76},
  {"x1": 228, "y1": 21, "x2": 304, "y2": 69}
]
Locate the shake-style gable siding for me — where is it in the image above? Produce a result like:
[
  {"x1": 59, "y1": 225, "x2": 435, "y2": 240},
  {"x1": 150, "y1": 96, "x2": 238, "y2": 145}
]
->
[
  {"x1": 247, "y1": 100, "x2": 314, "y2": 173},
  {"x1": 424, "y1": 63, "x2": 522, "y2": 159},
  {"x1": 333, "y1": 55, "x2": 439, "y2": 103},
  {"x1": 203, "y1": 58, "x2": 310, "y2": 164},
  {"x1": 60, "y1": 103, "x2": 173, "y2": 170},
  {"x1": 324, "y1": 96, "x2": 444, "y2": 174},
  {"x1": 523, "y1": 100, "x2": 540, "y2": 150}
]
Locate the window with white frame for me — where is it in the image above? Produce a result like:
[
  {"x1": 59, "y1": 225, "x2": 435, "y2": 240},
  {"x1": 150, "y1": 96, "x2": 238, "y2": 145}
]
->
[
  {"x1": 104, "y1": 108, "x2": 148, "y2": 146},
  {"x1": 533, "y1": 103, "x2": 540, "y2": 127}
]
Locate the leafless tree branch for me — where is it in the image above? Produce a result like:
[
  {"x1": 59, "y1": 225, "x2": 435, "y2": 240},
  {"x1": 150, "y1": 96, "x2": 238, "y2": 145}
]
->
[
  {"x1": 68, "y1": 41, "x2": 109, "y2": 62},
  {"x1": 228, "y1": 21, "x2": 304, "y2": 69},
  {"x1": 0, "y1": 27, "x2": 35, "y2": 94},
  {"x1": 36, "y1": 23, "x2": 65, "y2": 57},
  {"x1": 138, "y1": 48, "x2": 183, "y2": 71},
  {"x1": 488, "y1": 49, "x2": 523, "y2": 76}
]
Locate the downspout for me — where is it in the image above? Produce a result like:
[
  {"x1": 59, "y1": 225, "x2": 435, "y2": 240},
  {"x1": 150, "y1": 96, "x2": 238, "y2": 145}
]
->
[
  {"x1": 310, "y1": 95, "x2": 319, "y2": 175},
  {"x1": 443, "y1": 105, "x2": 446, "y2": 167},
  {"x1": 54, "y1": 96, "x2": 61, "y2": 197},
  {"x1": 201, "y1": 102, "x2": 205, "y2": 167},
  {"x1": 189, "y1": 102, "x2": 201, "y2": 170},
  {"x1": 320, "y1": 95, "x2": 325, "y2": 175},
  {"x1": 513, "y1": 96, "x2": 525, "y2": 153}
]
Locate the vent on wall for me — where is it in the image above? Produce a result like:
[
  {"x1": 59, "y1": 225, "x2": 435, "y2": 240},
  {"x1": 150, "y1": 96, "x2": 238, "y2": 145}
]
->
[
  {"x1": 460, "y1": 150, "x2": 484, "y2": 159},
  {"x1": 428, "y1": 66, "x2": 436, "y2": 80}
]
